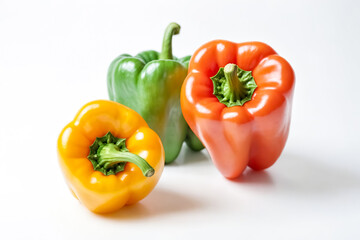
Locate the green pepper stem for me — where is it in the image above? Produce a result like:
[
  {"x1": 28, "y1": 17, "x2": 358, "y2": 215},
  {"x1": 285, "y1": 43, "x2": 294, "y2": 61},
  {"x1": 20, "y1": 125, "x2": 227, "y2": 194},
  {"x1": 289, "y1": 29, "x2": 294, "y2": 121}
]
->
[
  {"x1": 224, "y1": 64, "x2": 247, "y2": 101},
  {"x1": 159, "y1": 22, "x2": 181, "y2": 60},
  {"x1": 98, "y1": 144, "x2": 155, "y2": 177}
]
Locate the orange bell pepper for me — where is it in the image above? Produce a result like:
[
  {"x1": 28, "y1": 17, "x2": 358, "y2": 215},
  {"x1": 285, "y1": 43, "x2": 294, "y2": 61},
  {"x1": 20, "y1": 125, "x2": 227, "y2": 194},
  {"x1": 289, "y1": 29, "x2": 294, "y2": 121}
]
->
[
  {"x1": 57, "y1": 100, "x2": 164, "y2": 213},
  {"x1": 181, "y1": 40, "x2": 295, "y2": 179}
]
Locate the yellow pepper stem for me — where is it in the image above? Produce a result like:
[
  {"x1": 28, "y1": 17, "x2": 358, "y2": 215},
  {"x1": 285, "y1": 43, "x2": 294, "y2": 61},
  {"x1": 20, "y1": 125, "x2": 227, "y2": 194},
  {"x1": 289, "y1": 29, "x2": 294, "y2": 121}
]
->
[
  {"x1": 87, "y1": 132, "x2": 155, "y2": 177},
  {"x1": 98, "y1": 144, "x2": 155, "y2": 177}
]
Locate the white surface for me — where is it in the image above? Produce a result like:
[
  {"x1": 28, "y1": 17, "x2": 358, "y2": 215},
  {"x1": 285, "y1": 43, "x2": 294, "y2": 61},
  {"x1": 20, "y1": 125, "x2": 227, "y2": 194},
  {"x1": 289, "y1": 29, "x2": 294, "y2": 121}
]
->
[{"x1": 1, "y1": 0, "x2": 359, "y2": 239}]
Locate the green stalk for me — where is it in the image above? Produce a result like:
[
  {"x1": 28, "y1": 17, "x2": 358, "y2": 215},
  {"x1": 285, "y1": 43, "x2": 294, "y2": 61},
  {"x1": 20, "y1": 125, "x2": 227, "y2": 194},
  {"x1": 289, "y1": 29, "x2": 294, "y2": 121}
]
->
[
  {"x1": 159, "y1": 22, "x2": 181, "y2": 60},
  {"x1": 87, "y1": 132, "x2": 154, "y2": 177},
  {"x1": 223, "y1": 64, "x2": 248, "y2": 102},
  {"x1": 98, "y1": 144, "x2": 154, "y2": 177},
  {"x1": 211, "y1": 63, "x2": 257, "y2": 107}
]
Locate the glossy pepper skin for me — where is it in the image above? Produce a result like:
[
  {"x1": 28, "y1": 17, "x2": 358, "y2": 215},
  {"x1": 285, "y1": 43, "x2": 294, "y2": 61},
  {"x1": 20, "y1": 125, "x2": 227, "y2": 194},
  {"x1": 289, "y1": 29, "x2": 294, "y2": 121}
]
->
[
  {"x1": 181, "y1": 40, "x2": 295, "y2": 179},
  {"x1": 108, "y1": 23, "x2": 203, "y2": 164},
  {"x1": 58, "y1": 100, "x2": 164, "y2": 213}
]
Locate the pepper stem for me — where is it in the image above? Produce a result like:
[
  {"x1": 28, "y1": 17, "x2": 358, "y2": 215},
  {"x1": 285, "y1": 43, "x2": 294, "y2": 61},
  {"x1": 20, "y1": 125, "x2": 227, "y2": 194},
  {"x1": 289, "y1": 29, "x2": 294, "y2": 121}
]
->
[
  {"x1": 211, "y1": 63, "x2": 257, "y2": 107},
  {"x1": 98, "y1": 144, "x2": 154, "y2": 177},
  {"x1": 87, "y1": 132, "x2": 155, "y2": 177},
  {"x1": 224, "y1": 64, "x2": 248, "y2": 101},
  {"x1": 159, "y1": 22, "x2": 181, "y2": 60}
]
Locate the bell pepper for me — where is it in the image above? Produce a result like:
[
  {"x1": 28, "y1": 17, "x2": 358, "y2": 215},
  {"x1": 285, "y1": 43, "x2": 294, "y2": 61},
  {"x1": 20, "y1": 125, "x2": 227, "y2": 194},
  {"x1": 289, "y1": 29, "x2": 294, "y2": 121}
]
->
[
  {"x1": 107, "y1": 22, "x2": 203, "y2": 164},
  {"x1": 57, "y1": 100, "x2": 164, "y2": 213},
  {"x1": 181, "y1": 40, "x2": 295, "y2": 179}
]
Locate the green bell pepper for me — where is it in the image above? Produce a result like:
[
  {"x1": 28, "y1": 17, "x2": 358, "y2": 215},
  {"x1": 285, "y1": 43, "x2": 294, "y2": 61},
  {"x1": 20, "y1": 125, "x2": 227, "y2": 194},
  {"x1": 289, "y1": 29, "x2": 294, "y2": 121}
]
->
[{"x1": 107, "y1": 22, "x2": 204, "y2": 164}]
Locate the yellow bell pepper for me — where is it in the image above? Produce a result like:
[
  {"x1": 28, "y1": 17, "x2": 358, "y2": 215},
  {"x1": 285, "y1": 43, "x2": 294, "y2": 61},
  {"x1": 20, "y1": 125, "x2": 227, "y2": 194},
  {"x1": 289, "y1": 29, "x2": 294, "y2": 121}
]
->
[{"x1": 57, "y1": 100, "x2": 164, "y2": 214}]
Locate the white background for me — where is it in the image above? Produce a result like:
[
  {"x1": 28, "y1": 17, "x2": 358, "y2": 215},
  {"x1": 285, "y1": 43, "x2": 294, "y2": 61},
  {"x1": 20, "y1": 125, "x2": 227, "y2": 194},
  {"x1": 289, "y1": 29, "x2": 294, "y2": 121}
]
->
[{"x1": 1, "y1": 0, "x2": 359, "y2": 239}]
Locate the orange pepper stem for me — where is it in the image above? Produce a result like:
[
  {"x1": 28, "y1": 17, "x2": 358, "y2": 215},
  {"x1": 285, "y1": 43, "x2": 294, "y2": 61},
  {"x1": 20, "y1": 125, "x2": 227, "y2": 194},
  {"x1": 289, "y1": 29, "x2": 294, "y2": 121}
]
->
[
  {"x1": 87, "y1": 132, "x2": 155, "y2": 177},
  {"x1": 224, "y1": 64, "x2": 248, "y2": 100},
  {"x1": 211, "y1": 63, "x2": 257, "y2": 107},
  {"x1": 159, "y1": 22, "x2": 180, "y2": 60}
]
